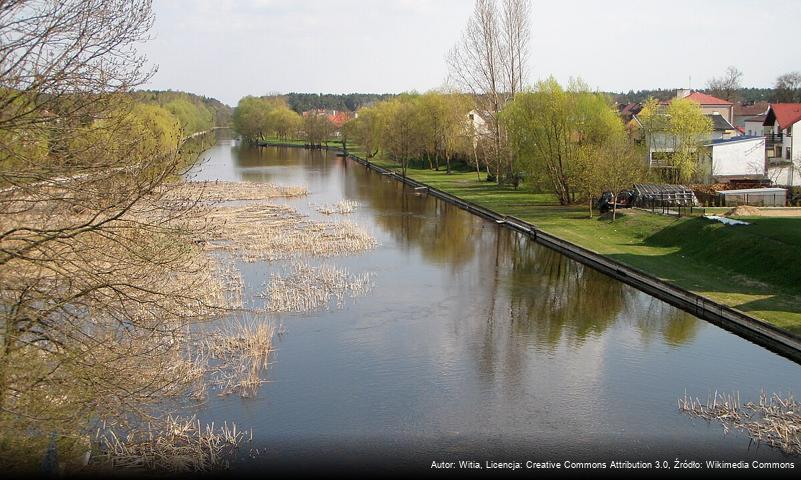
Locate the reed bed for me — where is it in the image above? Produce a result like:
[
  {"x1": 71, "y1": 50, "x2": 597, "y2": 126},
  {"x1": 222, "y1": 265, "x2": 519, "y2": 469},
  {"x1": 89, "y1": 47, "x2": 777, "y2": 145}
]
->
[
  {"x1": 263, "y1": 262, "x2": 374, "y2": 313},
  {"x1": 200, "y1": 204, "x2": 377, "y2": 262},
  {"x1": 94, "y1": 415, "x2": 249, "y2": 472},
  {"x1": 679, "y1": 391, "x2": 801, "y2": 455},
  {"x1": 197, "y1": 320, "x2": 276, "y2": 398},
  {"x1": 312, "y1": 199, "x2": 359, "y2": 215},
  {"x1": 166, "y1": 181, "x2": 308, "y2": 203}
]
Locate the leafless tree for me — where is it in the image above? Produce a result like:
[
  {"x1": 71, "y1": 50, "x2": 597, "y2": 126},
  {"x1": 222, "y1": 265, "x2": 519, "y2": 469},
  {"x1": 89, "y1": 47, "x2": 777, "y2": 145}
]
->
[
  {"x1": 706, "y1": 66, "x2": 743, "y2": 102},
  {"x1": 448, "y1": 0, "x2": 531, "y2": 182},
  {"x1": 774, "y1": 71, "x2": 801, "y2": 103},
  {"x1": 0, "y1": 1, "x2": 228, "y2": 470},
  {"x1": 500, "y1": 0, "x2": 530, "y2": 97}
]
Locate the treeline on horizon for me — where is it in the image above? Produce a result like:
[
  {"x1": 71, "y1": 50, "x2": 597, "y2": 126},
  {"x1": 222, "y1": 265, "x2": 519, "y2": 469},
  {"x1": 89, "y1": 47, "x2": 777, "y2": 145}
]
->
[
  {"x1": 283, "y1": 92, "x2": 396, "y2": 113},
  {"x1": 613, "y1": 87, "x2": 779, "y2": 105},
  {"x1": 275, "y1": 87, "x2": 785, "y2": 113},
  {"x1": 133, "y1": 90, "x2": 233, "y2": 133}
]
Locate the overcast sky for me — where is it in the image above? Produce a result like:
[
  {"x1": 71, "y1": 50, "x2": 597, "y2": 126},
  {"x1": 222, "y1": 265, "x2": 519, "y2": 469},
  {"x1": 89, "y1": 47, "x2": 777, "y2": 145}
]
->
[{"x1": 141, "y1": 0, "x2": 801, "y2": 106}]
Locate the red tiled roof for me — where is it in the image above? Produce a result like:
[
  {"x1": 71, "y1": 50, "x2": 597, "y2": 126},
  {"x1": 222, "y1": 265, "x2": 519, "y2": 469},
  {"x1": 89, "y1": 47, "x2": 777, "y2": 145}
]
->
[
  {"x1": 682, "y1": 91, "x2": 732, "y2": 106},
  {"x1": 769, "y1": 103, "x2": 801, "y2": 130},
  {"x1": 327, "y1": 111, "x2": 352, "y2": 128}
]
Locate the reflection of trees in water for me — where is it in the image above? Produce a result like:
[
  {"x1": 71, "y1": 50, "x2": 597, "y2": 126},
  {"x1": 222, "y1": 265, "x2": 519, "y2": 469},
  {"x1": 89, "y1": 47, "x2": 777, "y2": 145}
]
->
[
  {"x1": 629, "y1": 298, "x2": 700, "y2": 347},
  {"x1": 503, "y1": 231, "x2": 633, "y2": 348},
  {"x1": 232, "y1": 145, "x2": 333, "y2": 176},
  {"x1": 339, "y1": 162, "x2": 702, "y2": 351},
  {"x1": 341, "y1": 171, "x2": 482, "y2": 271},
  {"x1": 496, "y1": 227, "x2": 701, "y2": 349}
]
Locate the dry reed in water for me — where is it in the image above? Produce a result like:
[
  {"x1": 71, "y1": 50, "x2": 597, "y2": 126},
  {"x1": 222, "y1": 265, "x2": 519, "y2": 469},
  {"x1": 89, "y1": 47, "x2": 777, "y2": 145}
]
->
[
  {"x1": 312, "y1": 199, "x2": 358, "y2": 215},
  {"x1": 200, "y1": 205, "x2": 377, "y2": 262},
  {"x1": 165, "y1": 181, "x2": 308, "y2": 203},
  {"x1": 94, "y1": 415, "x2": 248, "y2": 472},
  {"x1": 197, "y1": 320, "x2": 276, "y2": 398},
  {"x1": 263, "y1": 262, "x2": 374, "y2": 313},
  {"x1": 679, "y1": 390, "x2": 801, "y2": 455}
]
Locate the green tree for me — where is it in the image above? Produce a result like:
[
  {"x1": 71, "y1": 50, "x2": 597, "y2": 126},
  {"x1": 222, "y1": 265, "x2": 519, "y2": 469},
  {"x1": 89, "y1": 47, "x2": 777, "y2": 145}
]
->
[
  {"x1": 639, "y1": 98, "x2": 713, "y2": 183},
  {"x1": 350, "y1": 104, "x2": 387, "y2": 159},
  {"x1": 232, "y1": 96, "x2": 269, "y2": 142},
  {"x1": 302, "y1": 113, "x2": 335, "y2": 146},
  {"x1": 165, "y1": 98, "x2": 213, "y2": 135},
  {"x1": 267, "y1": 106, "x2": 302, "y2": 140},
  {"x1": 382, "y1": 98, "x2": 425, "y2": 177},
  {"x1": 501, "y1": 78, "x2": 622, "y2": 205}
]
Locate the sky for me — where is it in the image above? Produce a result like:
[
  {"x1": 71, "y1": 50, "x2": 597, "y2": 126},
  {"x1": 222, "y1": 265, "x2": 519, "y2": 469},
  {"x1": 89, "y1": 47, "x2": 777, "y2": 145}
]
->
[{"x1": 141, "y1": 0, "x2": 801, "y2": 106}]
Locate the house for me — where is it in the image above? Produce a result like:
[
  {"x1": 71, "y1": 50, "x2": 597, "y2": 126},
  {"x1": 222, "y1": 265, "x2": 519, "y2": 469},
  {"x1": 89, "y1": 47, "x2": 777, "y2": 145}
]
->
[
  {"x1": 468, "y1": 109, "x2": 489, "y2": 136},
  {"x1": 733, "y1": 101, "x2": 769, "y2": 130},
  {"x1": 744, "y1": 114, "x2": 767, "y2": 137},
  {"x1": 699, "y1": 136, "x2": 766, "y2": 184},
  {"x1": 762, "y1": 103, "x2": 801, "y2": 185},
  {"x1": 669, "y1": 89, "x2": 736, "y2": 125},
  {"x1": 618, "y1": 102, "x2": 642, "y2": 123},
  {"x1": 633, "y1": 90, "x2": 760, "y2": 182}
]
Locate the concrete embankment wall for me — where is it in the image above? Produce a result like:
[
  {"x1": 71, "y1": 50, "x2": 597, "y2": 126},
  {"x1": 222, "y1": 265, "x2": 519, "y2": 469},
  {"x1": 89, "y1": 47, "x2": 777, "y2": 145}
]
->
[{"x1": 256, "y1": 142, "x2": 801, "y2": 362}]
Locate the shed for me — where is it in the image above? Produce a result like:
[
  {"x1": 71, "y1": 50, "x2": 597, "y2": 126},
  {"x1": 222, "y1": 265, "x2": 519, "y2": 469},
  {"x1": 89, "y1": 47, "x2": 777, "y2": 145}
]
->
[{"x1": 717, "y1": 188, "x2": 787, "y2": 207}]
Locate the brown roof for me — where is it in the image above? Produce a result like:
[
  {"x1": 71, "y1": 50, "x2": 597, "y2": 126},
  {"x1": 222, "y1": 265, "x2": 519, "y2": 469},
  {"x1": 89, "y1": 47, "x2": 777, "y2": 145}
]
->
[
  {"x1": 734, "y1": 102, "x2": 769, "y2": 117},
  {"x1": 744, "y1": 114, "x2": 766, "y2": 124}
]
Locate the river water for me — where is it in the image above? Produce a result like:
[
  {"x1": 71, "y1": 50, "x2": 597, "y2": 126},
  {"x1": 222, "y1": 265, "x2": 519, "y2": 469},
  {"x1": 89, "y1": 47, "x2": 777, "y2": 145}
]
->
[{"x1": 188, "y1": 135, "x2": 801, "y2": 471}]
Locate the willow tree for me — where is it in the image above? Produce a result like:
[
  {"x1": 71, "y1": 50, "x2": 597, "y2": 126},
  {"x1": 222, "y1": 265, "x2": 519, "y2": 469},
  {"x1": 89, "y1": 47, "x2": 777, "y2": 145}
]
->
[
  {"x1": 349, "y1": 104, "x2": 386, "y2": 159},
  {"x1": 501, "y1": 78, "x2": 623, "y2": 205},
  {"x1": 381, "y1": 98, "x2": 425, "y2": 177},
  {"x1": 416, "y1": 91, "x2": 474, "y2": 173},
  {"x1": 0, "y1": 0, "x2": 226, "y2": 470},
  {"x1": 638, "y1": 97, "x2": 712, "y2": 183}
]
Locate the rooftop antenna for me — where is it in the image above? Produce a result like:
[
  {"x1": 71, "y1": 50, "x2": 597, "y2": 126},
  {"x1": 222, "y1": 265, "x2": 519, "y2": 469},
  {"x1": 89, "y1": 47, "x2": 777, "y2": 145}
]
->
[{"x1": 689, "y1": 75, "x2": 692, "y2": 91}]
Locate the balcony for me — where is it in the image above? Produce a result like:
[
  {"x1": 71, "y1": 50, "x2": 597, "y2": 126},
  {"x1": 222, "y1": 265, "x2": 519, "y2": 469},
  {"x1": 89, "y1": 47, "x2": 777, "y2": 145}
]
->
[{"x1": 765, "y1": 132, "x2": 784, "y2": 147}]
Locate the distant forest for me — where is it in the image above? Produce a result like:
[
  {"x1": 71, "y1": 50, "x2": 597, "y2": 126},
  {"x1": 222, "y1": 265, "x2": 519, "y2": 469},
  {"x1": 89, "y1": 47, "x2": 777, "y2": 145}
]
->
[
  {"x1": 612, "y1": 87, "x2": 777, "y2": 105},
  {"x1": 279, "y1": 88, "x2": 783, "y2": 113},
  {"x1": 284, "y1": 93, "x2": 397, "y2": 113},
  {"x1": 134, "y1": 90, "x2": 233, "y2": 128}
]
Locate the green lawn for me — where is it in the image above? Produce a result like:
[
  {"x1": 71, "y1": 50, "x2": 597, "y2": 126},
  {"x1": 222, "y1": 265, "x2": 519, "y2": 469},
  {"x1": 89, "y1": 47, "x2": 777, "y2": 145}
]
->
[{"x1": 364, "y1": 156, "x2": 801, "y2": 334}]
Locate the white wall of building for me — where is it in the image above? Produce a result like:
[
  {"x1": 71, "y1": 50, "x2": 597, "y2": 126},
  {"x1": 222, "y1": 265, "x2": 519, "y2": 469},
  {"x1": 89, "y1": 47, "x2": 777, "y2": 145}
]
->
[
  {"x1": 711, "y1": 138, "x2": 766, "y2": 178},
  {"x1": 744, "y1": 120, "x2": 765, "y2": 137}
]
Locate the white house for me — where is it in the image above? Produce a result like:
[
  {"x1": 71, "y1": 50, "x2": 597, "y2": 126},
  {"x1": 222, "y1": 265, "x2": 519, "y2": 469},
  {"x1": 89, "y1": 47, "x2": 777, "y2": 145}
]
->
[
  {"x1": 701, "y1": 136, "x2": 766, "y2": 183},
  {"x1": 763, "y1": 103, "x2": 801, "y2": 186},
  {"x1": 744, "y1": 114, "x2": 766, "y2": 137},
  {"x1": 632, "y1": 90, "x2": 743, "y2": 180}
]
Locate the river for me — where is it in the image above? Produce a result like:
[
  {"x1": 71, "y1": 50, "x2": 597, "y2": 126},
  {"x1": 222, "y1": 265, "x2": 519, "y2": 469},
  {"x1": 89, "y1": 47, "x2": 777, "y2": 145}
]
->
[{"x1": 187, "y1": 134, "x2": 801, "y2": 471}]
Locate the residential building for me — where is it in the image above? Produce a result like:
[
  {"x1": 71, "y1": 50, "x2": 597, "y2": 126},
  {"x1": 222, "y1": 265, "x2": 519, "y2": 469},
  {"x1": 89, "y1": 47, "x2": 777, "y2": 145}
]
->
[
  {"x1": 669, "y1": 89, "x2": 735, "y2": 125},
  {"x1": 734, "y1": 101, "x2": 769, "y2": 130},
  {"x1": 763, "y1": 103, "x2": 801, "y2": 185},
  {"x1": 633, "y1": 90, "x2": 759, "y2": 183},
  {"x1": 744, "y1": 114, "x2": 767, "y2": 137},
  {"x1": 699, "y1": 136, "x2": 766, "y2": 183}
]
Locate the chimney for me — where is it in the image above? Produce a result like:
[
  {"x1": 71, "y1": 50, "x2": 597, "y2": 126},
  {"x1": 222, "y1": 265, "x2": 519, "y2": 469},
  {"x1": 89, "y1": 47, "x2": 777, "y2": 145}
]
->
[{"x1": 676, "y1": 89, "x2": 691, "y2": 99}]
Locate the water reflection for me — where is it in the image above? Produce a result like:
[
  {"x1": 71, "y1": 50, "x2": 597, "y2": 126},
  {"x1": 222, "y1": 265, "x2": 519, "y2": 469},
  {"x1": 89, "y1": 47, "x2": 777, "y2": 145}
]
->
[
  {"x1": 342, "y1": 170, "x2": 700, "y2": 349},
  {"x1": 186, "y1": 141, "x2": 801, "y2": 463}
]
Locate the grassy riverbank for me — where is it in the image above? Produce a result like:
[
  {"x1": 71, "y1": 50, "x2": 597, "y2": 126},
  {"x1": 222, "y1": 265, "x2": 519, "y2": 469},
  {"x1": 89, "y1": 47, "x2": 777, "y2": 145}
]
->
[{"x1": 362, "y1": 154, "x2": 801, "y2": 334}]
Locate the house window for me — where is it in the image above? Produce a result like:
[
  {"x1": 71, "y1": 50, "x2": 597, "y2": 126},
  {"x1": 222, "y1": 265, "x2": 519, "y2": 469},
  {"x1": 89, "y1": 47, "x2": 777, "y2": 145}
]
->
[{"x1": 788, "y1": 147, "x2": 792, "y2": 160}]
